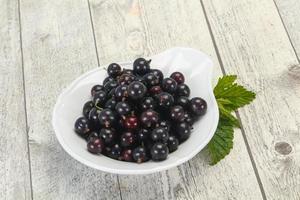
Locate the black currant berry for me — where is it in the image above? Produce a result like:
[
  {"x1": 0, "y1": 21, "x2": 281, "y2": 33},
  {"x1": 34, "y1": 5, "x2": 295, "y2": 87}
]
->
[
  {"x1": 88, "y1": 107, "x2": 102, "y2": 129},
  {"x1": 128, "y1": 81, "x2": 147, "y2": 100},
  {"x1": 151, "y1": 69, "x2": 164, "y2": 83},
  {"x1": 151, "y1": 143, "x2": 169, "y2": 161},
  {"x1": 87, "y1": 137, "x2": 104, "y2": 154},
  {"x1": 170, "y1": 105, "x2": 185, "y2": 122},
  {"x1": 176, "y1": 84, "x2": 190, "y2": 97},
  {"x1": 167, "y1": 136, "x2": 179, "y2": 153},
  {"x1": 103, "y1": 76, "x2": 115, "y2": 85},
  {"x1": 121, "y1": 149, "x2": 133, "y2": 162},
  {"x1": 170, "y1": 72, "x2": 185, "y2": 84},
  {"x1": 104, "y1": 80, "x2": 118, "y2": 92},
  {"x1": 91, "y1": 85, "x2": 104, "y2": 97},
  {"x1": 132, "y1": 146, "x2": 147, "y2": 163},
  {"x1": 120, "y1": 131, "x2": 136, "y2": 147},
  {"x1": 149, "y1": 85, "x2": 162, "y2": 96},
  {"x1": 140, "y1": 97, "x2": 156, "y2": 110},
  {"x1": 189, "y1": 97, "x2": 207, "y2": 116},
  {"x1": 155, "y1": 92, "x2": 174, "y2": 109},
  {"x1": 98, "y1": 109, "x2": 117, "y2": 128},
  {"x1": 137, "y1": 128, "x2": 150, "y2": 142},
  {"x1": 86, "y1": 131, "x2": 99, "y2": 142},
  {"x1": 116, "y1": 102, "x2": 131, "y2": 116},
  {"x1": 93, "y1": 90, "x2": 107, "y2": 107},
  {"x1": 174, "y1": 122, "x2": 191, "y2": 142},
  {"x1": 161, "y1": 78, "x2": 177, "y2": 93},
  {"x1": 114, "y1": 85, "x2": 128, "y2": 100},
  {"x1": 100, "y1": 128, "x2": 116, "y2": 145},
  {"x1": 109, "y1": 144, "x2": 122, "y2": 160},
  {"x1": 83, "y1": 101, "x2": 94, "y2": 118},
  {"x1": 151, "y1": 127, "x2": 169, "y2": 143},
  {"x1": 158, "y1": 120, "x2": 171, "y2": 131},
  {"x1": 143, "y1": 73, "x2": 159, "y2": 88},
  {"x1": 74, "y1": 117, "x2": 90, "y2": 137},
  {"x1": 107, "y1": 63, "x2": 122, "y2": 78},
  {"x1": 140, "y1": 109, "x2": 159, "y2": 128},
  {"x1": 105, "y1": 98, "x2": 117, "y2": 110},
  {"x1": 175, "y1": 96, "x2": 190, "y2": 109},
  {"x1": 133, "y1": 58, "x2": 151, "y2": 76}
]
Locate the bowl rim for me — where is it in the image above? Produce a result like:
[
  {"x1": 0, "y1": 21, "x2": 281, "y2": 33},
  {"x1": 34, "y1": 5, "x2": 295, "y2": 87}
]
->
[{"x1": 52, "y1": 47, "x2": 219, "y2": 174}]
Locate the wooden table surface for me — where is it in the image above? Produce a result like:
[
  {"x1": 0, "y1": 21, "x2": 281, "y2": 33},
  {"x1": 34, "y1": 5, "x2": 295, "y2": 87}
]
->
[{"x1": 1, "y1": 0, "x2": 300, "y2": 199}]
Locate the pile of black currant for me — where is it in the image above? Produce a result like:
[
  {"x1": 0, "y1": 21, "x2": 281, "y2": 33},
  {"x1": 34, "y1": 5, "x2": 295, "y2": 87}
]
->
[{"x1": 74, "y1": 58, "x2": 207, "y2": 163}]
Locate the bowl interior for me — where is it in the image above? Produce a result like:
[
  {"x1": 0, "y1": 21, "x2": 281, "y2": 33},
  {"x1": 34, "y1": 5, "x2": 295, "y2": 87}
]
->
[{"x1": 52, "y1": 47, "x2": 219, "y2": 174}]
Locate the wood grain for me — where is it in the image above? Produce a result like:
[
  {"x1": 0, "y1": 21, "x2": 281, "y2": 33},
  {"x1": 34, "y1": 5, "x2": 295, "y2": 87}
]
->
[
  {"x1": 19, "y1": 0, "x2": 121, "y2": 199},
  {"x1": 202, "y1": 0, "x2": 300, "y2": 199},
  {"x1": 0, "y1": 0, "x2": 32, "y2": 199},
  {"x1": 89, "y1": 0, "x2": 263, "y2": 199},
  {"x1": 275, "y1": 0, "x2": 300, "y2": 61}
]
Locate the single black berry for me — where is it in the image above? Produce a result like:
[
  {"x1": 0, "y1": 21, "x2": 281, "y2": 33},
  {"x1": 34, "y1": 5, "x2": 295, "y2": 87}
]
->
[
  {"x1": 170, "y1": 105, "x2": 185, "y2": 122},
  {"x1": 155, "y1": 92, "x2": 174, "y2": 109},
  {"x1": 93, "y1": 90, "x2": 107, "y2": 107},
  {"x1": 120, "y1": 131, "x2": 136, "y2": 147},
  {"x1": 190, "y1": 97, "x2": 207, "y2": 116},
  {"x1": 175, "y1": 96, "x2": 190, "y2": 108},
  {"x1": 151, "y1": 143, "x2": 169, "y2": 161},
  {"x1": 151, "y1": 127, "x2": 169, "y2": 143},
  {"x1": 132, "y1": 146, "x2": 147, "y2": 163},
  {"x1": 100, "y1": 128, "x2": 116, "y2": 145},
  {"x1": 137, "y1": 129, "x2": 150, "y2": 142},
  {"x1": 167, "y1": 136, "x2": 179, "y2": 153},
  {"x1": 107, "y1": 63, "x2": 122, "y2": 78},
  {"x1": 128, "y1": 81, "x2": 147, "y2": 100},
  {"x1": 114, "y1": 85, "x2": 128, "y2": 100},
  {"x1": 109, "y1": 144, "x2": 122, "y2": 160},
  {"x1": 170, "y1": 72, "x2": 185, "y2": 84},
  {"x1": 74, "y1": 117, "x2": 90, "y2": 136},
  {"x1": 104, "y1": 80, "x2": 118, "y2": 92},
  {"x1": 174, "y1": 122, "x2": 191, "y2": 142},
  {"x1": 161, "y1": 78, "x2": 177, "y2": 93},
  {"x1": 151, "y1": 69, "x2": 164, "y2": 83},
  {"x1": 83, "y1": 101, "x2": 94, "y2": 118},
  {"x1": 140, "y1": 97, "x2": 156, "y2": 110},
  {"x1": 105, "y1": 98, "x2": 117, "y2": 110},
  {"x1": 176, "y1": 84, "x2": 190, "y2": 97},
  {"x1": 116, "y1": 102, "x2": 131, "y2": 116},
  {"x1": 140, "y1": 109, "x2": 159, "y2": 128},
  {"x1": 121, "y1": 149, "x2": 133, "y2": 162},
  {"x1": 143, "y1": 73, "x2": 159, "y2": 88},
  {"x1": 133, "y1": 58, "x2": 151, "y2": 76},
  {"x1": 98, "y1": 109, "x2": 117, "y2": 128},
  {"x1": 87, "y1": 138, "x2": 104, "y2": 154},
  {"x1": 91, "y1": 85, "x2": 104, "y2": 97},
  {"x1": 103, "y1": 76, "x2": 115, "y2": 85}
]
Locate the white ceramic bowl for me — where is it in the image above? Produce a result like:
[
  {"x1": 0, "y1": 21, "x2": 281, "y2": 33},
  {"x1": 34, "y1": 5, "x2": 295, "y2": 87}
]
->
[{"x1": 52, "y1": 47, "x2": 219, "y2": 174}]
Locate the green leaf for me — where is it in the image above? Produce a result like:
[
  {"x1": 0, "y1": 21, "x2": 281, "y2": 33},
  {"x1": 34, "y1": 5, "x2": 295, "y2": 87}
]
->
[
  {"x1": 214, "y1": 75, "x2": 256, "y2": 110},
  {"x1": 208, "y1": 119, "x2": 234, "y2": 165},
  {"x1": 217, "y1": 100, "x2": 240, "y2": 128},
  {"x1": 207, "y1": 75, "x2": 256, "y2": 165}
]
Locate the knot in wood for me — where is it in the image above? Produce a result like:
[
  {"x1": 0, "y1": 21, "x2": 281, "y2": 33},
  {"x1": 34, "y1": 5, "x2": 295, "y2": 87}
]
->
[{"x1": 274, "y1": 141, "x2": 292, "y2": 155}]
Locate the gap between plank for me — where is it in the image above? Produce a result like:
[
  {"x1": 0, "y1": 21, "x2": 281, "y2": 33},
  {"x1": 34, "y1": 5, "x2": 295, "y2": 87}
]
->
[
  {"x1": 272, "y1": 0, "x2": 300, "y2": 64},
  {"x1": 87, "y1": 0, "x2": 100, "y2": 67},
  {"x1": 87, "y1": 1, "x2": 123, "y2": 199},
  {"x1": 199, "y1": 0, "x2": 267, "y2": 199},
  {"x1": 17, "y1": 0, "x2": 34, "y2": 199}
]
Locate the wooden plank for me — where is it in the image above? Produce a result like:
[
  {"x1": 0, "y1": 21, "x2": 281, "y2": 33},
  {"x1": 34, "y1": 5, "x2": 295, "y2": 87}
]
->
[
  {"x1": 202, "y1": 0, "x2": 300, "y2": 199},
  {"x1": 0, "y1": 0, "x2": 32, "y2": 199},
  {"x1": 89, "y1": 0, "x2": 263, "y2": 199},
  {"x1": 275, "y1": 0, "x2": 300, "y2": 60},
  {"x1": 19, "y1": 0, "x2": 121, "y2": 199}
]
